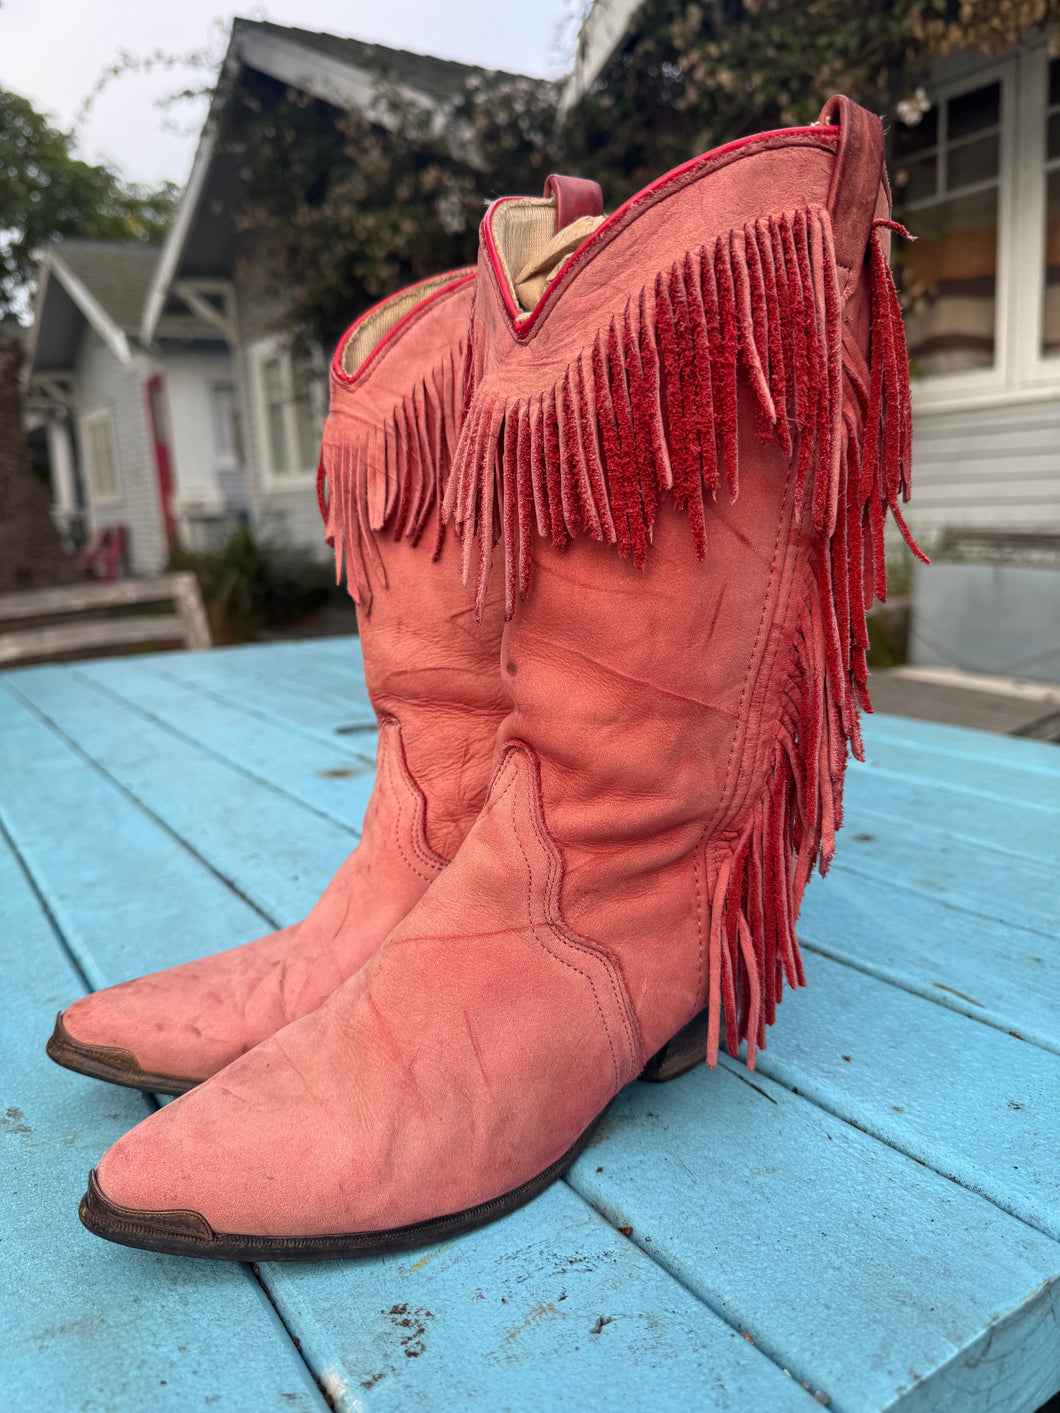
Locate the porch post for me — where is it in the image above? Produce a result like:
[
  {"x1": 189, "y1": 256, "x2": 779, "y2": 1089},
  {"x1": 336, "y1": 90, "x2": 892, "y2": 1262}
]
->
[{"x1": 46, "y1": 415, "x2": 78, "y2": 516}]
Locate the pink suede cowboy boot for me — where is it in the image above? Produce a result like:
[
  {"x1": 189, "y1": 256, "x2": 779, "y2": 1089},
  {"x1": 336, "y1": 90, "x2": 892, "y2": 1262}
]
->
[
  {"x1": 47, "y1": 269, "x2": 510, "y2": 1095},
  {"x1": 78, "y1": 98, "x2": 921, "y2": 1259}
]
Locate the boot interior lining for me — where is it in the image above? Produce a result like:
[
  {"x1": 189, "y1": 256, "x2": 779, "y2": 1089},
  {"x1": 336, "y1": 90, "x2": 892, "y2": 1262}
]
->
[
  {"x1": 489, "y1": 199, "x2": 558, "y2": 312},
  {"x1": 341, "y1": 271, "x2": 467, "y2": 374}
]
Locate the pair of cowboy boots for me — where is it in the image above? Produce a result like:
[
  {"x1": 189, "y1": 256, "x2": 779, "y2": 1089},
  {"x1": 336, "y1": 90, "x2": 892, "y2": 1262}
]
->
[{"x1": 51, "y1": 95, "x2": 918, "y2": 1260}]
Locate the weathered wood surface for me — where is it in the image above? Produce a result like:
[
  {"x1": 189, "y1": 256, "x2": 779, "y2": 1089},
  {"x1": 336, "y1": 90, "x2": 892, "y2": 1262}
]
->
[
  {"x1": 2, "y1": 640, "x2": 1059, "y2": 1413},
  {"x1": 0, "y1": 613, "x2": 189, "y2": 665},
  {"x1": 0, "y1": 571, "x2": 211, "y2": 665}
]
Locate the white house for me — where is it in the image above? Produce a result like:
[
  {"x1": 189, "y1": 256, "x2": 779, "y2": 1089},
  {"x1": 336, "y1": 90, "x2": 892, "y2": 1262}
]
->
[
  {"x1": 138, "y1": 19, "x2": 502, "y2": 559},
  {"x1": 27, "y1": 239, "x2": 244, "y2": 574},
  {"x1": 25, "y1": 20, "x2": 499, "y2": 569}
]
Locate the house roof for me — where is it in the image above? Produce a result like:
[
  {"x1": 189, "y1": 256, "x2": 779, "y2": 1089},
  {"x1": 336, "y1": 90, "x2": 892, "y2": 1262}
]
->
[
  {"x1": 142, "y1": 18, "x2": 529, "y2": 344},
  {"x1": 54, "y1": 241, "x2": 159, "y2": 336},
  {"x1": 244, "y1": 20, "x2": 515, "y2": 105},
  {"x1": 30, "y1": 240, "x2": 224, "y2": 373}
]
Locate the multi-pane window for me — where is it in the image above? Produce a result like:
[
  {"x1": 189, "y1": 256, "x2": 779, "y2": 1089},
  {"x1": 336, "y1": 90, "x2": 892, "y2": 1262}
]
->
[
  {"x1": 893, "y1": 80, "x2": 1002, "y2": 377},
  {"x1": 81, "y1": 408, "x2": 120, "y2": 502},
  {"x1": 1043, "y1": 57, "x2": 1060, "y2": 357},
  {"x1": 257, "y1": 345, "x2": 322, "y2": 480}
]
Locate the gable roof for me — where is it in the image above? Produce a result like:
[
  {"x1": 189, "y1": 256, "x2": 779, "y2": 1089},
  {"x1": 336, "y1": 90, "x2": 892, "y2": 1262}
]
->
[
  {"x1": 142, "y1": 18, "x2": 527, "y2": 345},
  {"x1": 244, "y1": 20, "x2": 507, "y2": 106},
  {"x1": 30, "y1": 239, "x2": 225, "y2": 373},
  {"x1": 55, "y1": 241, "x2": 159, "y2": 336},
  {"x1": 29, "y1": 241, "x2": 145, "y2": 370}
]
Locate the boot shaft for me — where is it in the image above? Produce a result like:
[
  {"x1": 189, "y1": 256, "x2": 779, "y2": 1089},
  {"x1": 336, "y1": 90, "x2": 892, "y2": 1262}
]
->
[
  {"x1": 319, "y1": 271, "x2": 510, "y2": 858},
  {"x1": 447, "y1": 97, "x2": 921, "y2": 1064}
]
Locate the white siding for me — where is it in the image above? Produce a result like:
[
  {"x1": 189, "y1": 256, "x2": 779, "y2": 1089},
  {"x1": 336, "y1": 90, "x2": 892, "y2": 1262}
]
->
[
  {"x1": 74, "y1": 327, "x2": 166, "y2": 574},
  {"x1": 907, "y1": 398, "x2": 1060, "y2": 548}
]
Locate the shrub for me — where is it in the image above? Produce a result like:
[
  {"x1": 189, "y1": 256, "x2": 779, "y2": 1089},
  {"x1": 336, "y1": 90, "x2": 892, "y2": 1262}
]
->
[{"x1": 168, "y1": 523, "x2": 332, "y2": 644}]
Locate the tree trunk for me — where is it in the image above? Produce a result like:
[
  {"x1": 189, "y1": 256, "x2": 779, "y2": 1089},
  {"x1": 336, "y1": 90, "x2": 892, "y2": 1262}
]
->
[{"x1": 0, "y1": 331, "x2": 79, "y2": 593}]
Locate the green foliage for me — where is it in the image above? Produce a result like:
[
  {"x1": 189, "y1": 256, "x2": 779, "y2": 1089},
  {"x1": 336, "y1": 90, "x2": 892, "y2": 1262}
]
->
[
  {"x1": 219, "y1": 67, "x2": 557, "y2": 348},
  {"x1": 0, "y1": 88, "x2": 176, "y2": 318},
  {"x1": 168, "y1": 522, "x2": 332, "y2": 644},
  {"x1": 563, "y1": 0, "x2": 1060, "y2": 206}
]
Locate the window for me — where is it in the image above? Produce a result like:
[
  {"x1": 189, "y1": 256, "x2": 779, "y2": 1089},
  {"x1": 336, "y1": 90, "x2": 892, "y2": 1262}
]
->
[
  {"x1": 211, "y1": 383, "x2": 244, "y2": 470},
  {"x1": 251, "y1": 341, "x2": 324, "y2": 483},
  {"x1": 893, "y1": 79, "x2": 1002, "y2": 376},
  {"x1": 1043, "y1": 56, "x2": 1060, "y2": 356},
  {"x1": 81, "y1": 408, "x2": 120, "y2": 502},
  {"x1": 892, "y1": 49, "x2": 1060, "y2": 407}
]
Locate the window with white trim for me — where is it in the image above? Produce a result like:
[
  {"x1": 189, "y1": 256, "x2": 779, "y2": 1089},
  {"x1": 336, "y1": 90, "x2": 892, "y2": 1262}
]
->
[
  {"x1": 250, "y1": 340, "x2": 324, "y2": 483},
  {"x1": 894, "y1": 76, "x2": 1003, "y2": 376},
  {"x1": 81, "y1": 407, "x2": 121, "y2": 502},
  {"x1": 892, "y1": 48, "x2": 1060, "y2": 408}
]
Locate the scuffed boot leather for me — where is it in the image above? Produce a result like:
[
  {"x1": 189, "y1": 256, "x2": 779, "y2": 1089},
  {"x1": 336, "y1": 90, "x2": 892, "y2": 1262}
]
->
[
  {"x1": 49, "y1": 270, "x2": 508, "y2": 1094},
  {"x1": 79, "y1": 101, "x2": 921, "y2": 1259}
]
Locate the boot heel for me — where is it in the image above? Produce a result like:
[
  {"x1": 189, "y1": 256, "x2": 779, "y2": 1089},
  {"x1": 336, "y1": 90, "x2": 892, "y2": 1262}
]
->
[{"x1": 639, "y1": 1009, "x2": 711, "y2": 1083}]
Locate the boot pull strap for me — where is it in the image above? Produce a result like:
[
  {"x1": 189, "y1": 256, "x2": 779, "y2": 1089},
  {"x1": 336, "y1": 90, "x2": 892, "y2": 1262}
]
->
[
  {"x1": 543, "y1": 174, "x2": 604, "y2": 232},
  {"x1": 816, "y1": 94, "x2": 887, "y2": 277}
]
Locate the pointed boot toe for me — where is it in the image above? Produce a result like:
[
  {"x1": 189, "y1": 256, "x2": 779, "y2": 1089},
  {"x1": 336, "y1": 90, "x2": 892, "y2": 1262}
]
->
[
  {"x1": 48, "y1": 1007, "x2": 200, "y2": 1097},
  {"x1": 47, "y1": 926, "x2": 305, "y2": 1095},
  {"x1": 79, "y1": 812, "x2": 631, "y2": 1264}
]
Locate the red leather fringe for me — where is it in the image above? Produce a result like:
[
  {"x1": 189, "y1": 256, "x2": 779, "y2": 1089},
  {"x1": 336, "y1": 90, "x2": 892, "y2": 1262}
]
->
[
  {"x1": 447, "y1": 204, "x2": 925, "y2": 1069},
  {"x1": 317, "y1": 340, "x2": 465, "y2": 611}
]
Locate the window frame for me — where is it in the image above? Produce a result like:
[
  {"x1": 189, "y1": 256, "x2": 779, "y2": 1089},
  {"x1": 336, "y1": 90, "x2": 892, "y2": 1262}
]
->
[
  {"x1": 902, "y1": 57, "x2": 1017, "y2": 411},
  {"x1": 248, "y1": 336, "x2": 325, "y2": 491},
  {"x1": 909, "y1": 48, "x2": 1060, "y2": 414},
  {"x1": 79, "y1": 406, "x2": 122, "y2": 506},
  {"x1": 209, "y1": 381, "x2": 244, "y2": 474},
  {"x1": 1020, "y1": 47, "x2": 1060, "y2": 384}
]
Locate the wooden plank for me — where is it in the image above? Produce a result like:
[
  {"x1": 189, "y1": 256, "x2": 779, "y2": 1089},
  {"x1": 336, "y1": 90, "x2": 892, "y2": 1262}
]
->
[
  {"x1": 799, "y1": 869, "x2": 1060, "y2": 1054},
  {"x1": 842, "y1": 762, "x2": 1060, "y2": 869},
  {"x1": 753, "y1": 949, "x2": 1060, "y2": 1242},
  {"x1": 0, "y1": 682, "x2": 274, "y2": 985},
  {"x1": 0, "y1": 829, "x2": 327, "y2": 1413},
  {"x1": 854, "y1": 735, "x2": 1060, "y2": 819},
  {"x1": 242, "y1": 641, "x2": 372, "y2": 700},
  {"x1": 863, "y1": 714, "x2": 1060, "y2": 783},
  {"x1": 0, "y1": 575, "x2": 200, "y2": 619},
  {"x1": 567, "y1": 1065, "x2": 1060, "y2": 1413},
  {"x1": 0, "y1": 615, "x2": 187, "y2": 666},
  {"x1": 172, "y1": 571, "x2": 212, "y2": 650},
  {"x1": 142, "y1": 646, "x2": 378, "y2": 748},
  {"x1": 4, "y1": 668, "x2": 357, "y2": 928},
  {"x1": 264, "y1": 1182, "x2": 823, "y2": 1413},
  {"x1": 828, "y1": 809, "x2": 1055, "y2": 940},
  {"x1": 74, "y1": 658, "x2": 376, "y2": 832}
]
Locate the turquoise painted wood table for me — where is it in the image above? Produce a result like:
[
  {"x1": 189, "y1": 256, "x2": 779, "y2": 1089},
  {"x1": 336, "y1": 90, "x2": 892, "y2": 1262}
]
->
[{"x1": 3, "y1": 639, "x2": 1059, "y2": 1413}]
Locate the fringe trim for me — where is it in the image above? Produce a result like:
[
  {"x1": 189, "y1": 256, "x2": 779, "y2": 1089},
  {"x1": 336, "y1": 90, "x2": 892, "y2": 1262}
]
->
[
  {"x1": 447, "y1": 205, "x2": 926, "y2": 1068},
  {"x1": 317, "y1": 338, "x2": 466, "y2": 611}
]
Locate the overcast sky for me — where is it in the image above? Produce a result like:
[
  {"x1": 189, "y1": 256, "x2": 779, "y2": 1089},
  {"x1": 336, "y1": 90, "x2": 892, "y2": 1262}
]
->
[{"x1": 0, "y1": 0, "x2": 583, "y2": 188}]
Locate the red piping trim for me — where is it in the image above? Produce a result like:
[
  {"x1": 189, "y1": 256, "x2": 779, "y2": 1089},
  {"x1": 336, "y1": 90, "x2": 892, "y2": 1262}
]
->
[
  {"x1": 483, "y1": 127, "x2": 840, "y2": 338},
  {"x1": 330, "y1": 269, "x2": 476, "y2": 386}
]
